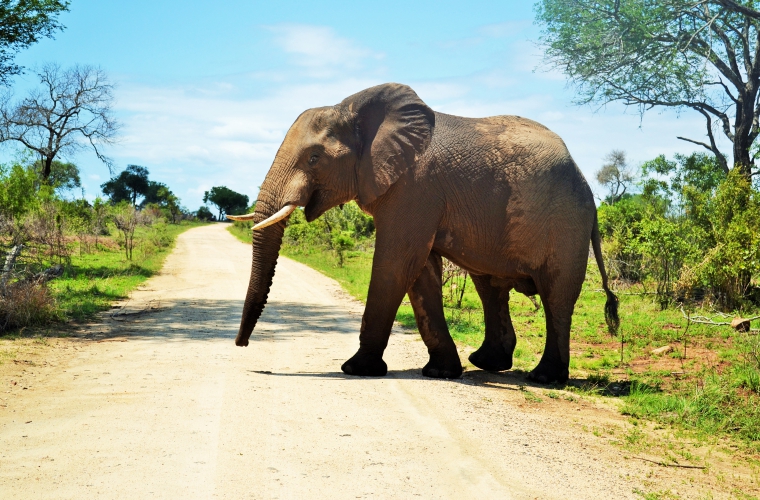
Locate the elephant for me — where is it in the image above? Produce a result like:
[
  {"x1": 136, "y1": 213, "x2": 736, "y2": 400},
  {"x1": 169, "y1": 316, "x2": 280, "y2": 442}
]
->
[{"x1": 228, "y1": 83, "x2": 619, "y2": 384}]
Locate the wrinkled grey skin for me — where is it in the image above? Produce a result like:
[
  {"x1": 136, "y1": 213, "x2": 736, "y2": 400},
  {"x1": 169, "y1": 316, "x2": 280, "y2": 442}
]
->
[{"x1": 235, "y1": 83, "x2": 618, "y2": 384}]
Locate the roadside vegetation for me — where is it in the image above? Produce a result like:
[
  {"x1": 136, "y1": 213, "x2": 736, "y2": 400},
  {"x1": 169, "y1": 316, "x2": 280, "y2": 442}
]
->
[{"x1": 0, "y1": 159, "x2": 205, "y2": 335}]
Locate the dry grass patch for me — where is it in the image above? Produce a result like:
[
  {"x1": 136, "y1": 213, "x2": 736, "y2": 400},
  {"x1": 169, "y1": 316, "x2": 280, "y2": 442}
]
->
[{"x1": 0, "y1": 281, "x2": 63, "y2": 333}]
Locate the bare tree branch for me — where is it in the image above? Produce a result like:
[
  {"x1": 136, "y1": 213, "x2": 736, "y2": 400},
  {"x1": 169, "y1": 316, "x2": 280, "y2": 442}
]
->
[{"x1": 0, "y1": 63, "x2": 119, "y2": 180}]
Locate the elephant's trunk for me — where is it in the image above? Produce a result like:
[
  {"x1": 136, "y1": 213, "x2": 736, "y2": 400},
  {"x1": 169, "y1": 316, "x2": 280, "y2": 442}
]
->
[{"x1": 235, "y1": 189, "x2": 288, "y2": 347}]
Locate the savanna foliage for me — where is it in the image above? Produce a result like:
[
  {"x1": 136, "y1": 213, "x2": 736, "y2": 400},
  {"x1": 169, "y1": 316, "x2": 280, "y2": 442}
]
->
[
  {"x1": 0, "y1": 159, "x2": 200, "y2": 333},
  {"x1": 599, "y1": 153, "x2": 760, "y2": 310}
]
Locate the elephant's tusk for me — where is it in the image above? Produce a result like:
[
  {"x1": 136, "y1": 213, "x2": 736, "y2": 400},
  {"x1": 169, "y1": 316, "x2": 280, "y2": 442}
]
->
[
  {"x1": 226, "y1": 212, "x2": 257, "y2": 221},
  {"x1": 252, "y1": 204, "x2": 297, "y2": 230}
]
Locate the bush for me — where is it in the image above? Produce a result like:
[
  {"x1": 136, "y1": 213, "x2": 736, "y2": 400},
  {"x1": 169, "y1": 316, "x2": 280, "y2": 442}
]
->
[
  {"x1": 601, "y1": 153, "x2": 760, "y2": 310},
  {"x1": 283, "y1": 201, "x2": 375, "y2": 255},
  {"x1": 112, "y1": 202, "x2": 153, "y2": 260},
  {"x1": 0, "y1": 281, "x2": 62, "y2": 332},
  {"x1": 331, "y1": 230, "x2": 355, "y2": 267},
  {"x1": 196, "y1": 206, "x2": 215, "y2": 221}
]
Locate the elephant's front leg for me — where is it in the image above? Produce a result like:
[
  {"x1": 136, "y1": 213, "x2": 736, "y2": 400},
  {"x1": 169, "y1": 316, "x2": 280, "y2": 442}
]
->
[
  {"x1": 341, "y1": 222, "x2": 436, "y2": 377},
  {"x1": 468, "y1": 274, "x2": 516, "y2": 371},
  {"x1": 407, "y1": 252, "x2": 462, "y2": 379}
]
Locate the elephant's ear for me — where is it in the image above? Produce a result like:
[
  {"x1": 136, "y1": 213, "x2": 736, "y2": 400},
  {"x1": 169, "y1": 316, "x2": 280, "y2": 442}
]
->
[{"x1": 341, "y1": 83, "x2": 435, "y2": 206}]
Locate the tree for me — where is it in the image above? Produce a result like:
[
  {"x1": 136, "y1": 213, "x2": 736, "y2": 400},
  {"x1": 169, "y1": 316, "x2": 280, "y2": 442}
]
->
[
  {"x1": 0, "y1": 1, "x2": 69, "y2": 86},
  {"x1": 101, "y1": 165, "x2": 149, "y2": 205},
  {"x1": 141, "y1": 181, "x2": 169, "y2": 206},
  {"x1": 536, "y1": 0, "x2": 760, "y2": 178},
  {"x1": 196, "y1": 206, "x2": 215, "y2": 221},
  {"x1": 0, "y1": 63, "x2": 119, "y2": 180},
  {"x1": 141, "y1": 181, "x2": 182, "y2": 223},
  {"x1": 203, "y1": 186, "x2": 249, "y2": 220},
  {"x1": 112, "y1": 203, "x2": 150, "y2": 261},
  {"x1": 157, "y1": 186, "x2": 182, "y2": 223},
  {"x1": 0, "y1": 162, "x2": 36, "y2": 221},
  {"x1": 33, "y1": 159, "x2": 79, "y2": 193},
  {"x1": 596, "y1": 150, "x2": 635, "y2": 204}
]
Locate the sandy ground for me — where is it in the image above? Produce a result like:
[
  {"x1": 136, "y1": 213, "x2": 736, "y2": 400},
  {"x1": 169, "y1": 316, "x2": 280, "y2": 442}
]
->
[{"x1": 0, "y1": 224, "x2": 756, "y2": 499}]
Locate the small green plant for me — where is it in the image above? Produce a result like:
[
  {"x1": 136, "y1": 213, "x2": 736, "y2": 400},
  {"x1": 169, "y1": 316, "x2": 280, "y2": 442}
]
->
[
  {"x1": 519, "y1": 385, "x2": 543, "y2": 403},
  {"x1": 633, "y1": 489, "x2": 679, "y2": 500},
  {"x1": 331, "y1": 230, "x2": 355, "y2": 267}
]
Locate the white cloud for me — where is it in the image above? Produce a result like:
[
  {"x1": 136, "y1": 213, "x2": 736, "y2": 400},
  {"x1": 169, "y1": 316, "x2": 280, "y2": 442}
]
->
[{"x1": 265, "y1": 24, "x2": 384, "y2": 78}]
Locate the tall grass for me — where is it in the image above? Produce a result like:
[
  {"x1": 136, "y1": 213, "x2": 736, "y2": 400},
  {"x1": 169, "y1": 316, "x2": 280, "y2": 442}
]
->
[{"x1": 0, "y1": 281, "x2": 63, "y2": 331}]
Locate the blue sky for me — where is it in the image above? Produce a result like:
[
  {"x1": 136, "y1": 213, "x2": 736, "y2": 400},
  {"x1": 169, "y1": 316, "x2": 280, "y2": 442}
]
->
[{"x1": 6, "y1": 0, "x2": 719, "y2": 210}]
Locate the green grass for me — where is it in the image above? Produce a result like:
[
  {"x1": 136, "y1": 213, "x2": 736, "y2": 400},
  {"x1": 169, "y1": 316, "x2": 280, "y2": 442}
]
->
[
  {"x1": 46, "y1": 220, "x2": 206, "y2": 323},
  {"x1": 227, "y1": 222, "x2": 253, "y2": 245},
  {"x1": 233, "y1": 232, "x2": 760, "y2": 451}
]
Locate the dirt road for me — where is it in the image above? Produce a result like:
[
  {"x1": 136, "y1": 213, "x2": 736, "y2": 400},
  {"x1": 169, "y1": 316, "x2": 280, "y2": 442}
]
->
[{"x1": 0, "y1": 224, "x2": 742, "y2": 499}]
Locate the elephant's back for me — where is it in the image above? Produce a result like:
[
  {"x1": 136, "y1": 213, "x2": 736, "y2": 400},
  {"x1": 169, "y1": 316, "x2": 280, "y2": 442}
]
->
[
  {"x1": 433, "y1": 112, "x2": 570, "y2": 169},
  {"x1": 431, "y1": 112, "x2": 592, "y2": 204},
  {"x1": 429, "y1": 113, "x2": 596, "y2": 273}
]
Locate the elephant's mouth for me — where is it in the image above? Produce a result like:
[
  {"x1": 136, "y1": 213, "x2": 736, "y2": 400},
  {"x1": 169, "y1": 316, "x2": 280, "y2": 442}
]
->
[{"x1": 304, "y1": 189, "x2": 331, "y2": 222}]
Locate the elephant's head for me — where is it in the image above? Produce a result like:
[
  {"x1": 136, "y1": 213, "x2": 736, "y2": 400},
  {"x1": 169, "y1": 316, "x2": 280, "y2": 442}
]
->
[{"x1": 231, "y1": 83, "x2": 435, "y2": 346}]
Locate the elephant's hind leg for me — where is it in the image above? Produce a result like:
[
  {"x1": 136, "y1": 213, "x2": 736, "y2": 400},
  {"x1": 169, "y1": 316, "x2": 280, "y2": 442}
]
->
[
  {"x1": 527, "y1": 266, "x2": 585, "y2": 385},
  {"x1": 408, "y1": 253, "x2": 462, "y2": 379},
  {"x1": 468, "y1": 274, "x2": 516, "y2": 371}
]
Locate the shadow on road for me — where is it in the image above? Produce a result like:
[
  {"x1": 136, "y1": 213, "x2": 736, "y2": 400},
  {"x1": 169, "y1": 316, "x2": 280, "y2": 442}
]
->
[
  {"x1": 75, "y1": 296, "x2": 616, "y2": 394},
  {"x1": 76, "y1": 298, "x2": 362, "y2": 342},
  {"x1": 246, "y1": 364, "x2": 628, "y2": 395}
]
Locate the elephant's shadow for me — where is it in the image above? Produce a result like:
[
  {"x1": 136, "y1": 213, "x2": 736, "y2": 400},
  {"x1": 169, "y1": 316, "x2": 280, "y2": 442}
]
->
[{"x1": 247, "y1": 366, "x2": 631, "y2": 395}]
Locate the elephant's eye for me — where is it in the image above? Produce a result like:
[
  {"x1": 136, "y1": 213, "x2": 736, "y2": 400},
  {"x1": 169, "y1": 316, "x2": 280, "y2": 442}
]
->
[{"x1": 308, "y1": 154, "x2": 319, "y2": 165}]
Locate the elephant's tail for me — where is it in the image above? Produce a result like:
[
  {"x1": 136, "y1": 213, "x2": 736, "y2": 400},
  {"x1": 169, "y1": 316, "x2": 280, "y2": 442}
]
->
[{"x1": 591, "y1": 212, "x2": 620, "y2": 335}]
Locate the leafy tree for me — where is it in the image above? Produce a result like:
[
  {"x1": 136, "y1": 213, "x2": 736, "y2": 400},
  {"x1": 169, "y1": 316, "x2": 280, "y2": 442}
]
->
[
  {"x1": 160, "y1": 188, "x2": 182, "y2": 223},
  {"x1": 642, "y1": 153, "x2": 726, "y2": 196},
  {"x1": 536, "y1": 0, "x2": 760, "y2": 178},
  {"x1": 101, "y1": 165, "x2": 149, "y2": 205},
  {"x1": 0, "y1": 1, "x2": 69, "y2": 86},
  {"x1": 202, "y1": 186, "x2": 249, "y2": 220},
  {"x1": 31, "y1": 159, "x2": 80, "y2": 194},
  {"x1": 141, "y1": 181, "x2": 169, "y2": 206},
  {"x1": 196, "y1": 206, "x2": 215, "y2": 221},
  {"x1": 0, "y1": 161, "x2": 36, "y2": 220},
  {"x1": 0, "y1": 63, "x2": 119, "y2": 180},
  {"x1": 596, "y1": 150, "x2": 635, "y2": 205}
]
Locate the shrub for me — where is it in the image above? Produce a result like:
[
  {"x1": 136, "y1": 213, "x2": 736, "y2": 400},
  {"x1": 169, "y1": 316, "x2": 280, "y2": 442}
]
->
[
  {"x1": 331, "y1": 230, "x2": 355, "y2": 267},
  {"x1": 112, "y1": 203, "x2": 152, "y2": 260},
  {"x1": 0, "y1": 281, "x2": 62, "y2": 332},
  {"x1": 196, "y1": 206, "x2": 215, "y2": 221},
  {"x1": 601, "y1": 153, "x2": 760, "y2": 310},
  {"x1": 284, "y1": 202, "x2": 375, "y2": 254}
]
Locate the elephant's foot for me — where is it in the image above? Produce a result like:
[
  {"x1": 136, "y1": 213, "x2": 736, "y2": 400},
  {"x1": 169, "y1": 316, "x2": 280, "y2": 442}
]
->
[
  {"x1": 422, "y1": 351, "x2": 462, "y2": 379},
  {"x1": 468, "y1": 343, "x2": 513, "y2": 372},
  {"x1": 527, "y1": 361, "x2": 568, "y2": 385},
  {"x1": 341, "y1": 350, "x2": 387, "y2": 377}
]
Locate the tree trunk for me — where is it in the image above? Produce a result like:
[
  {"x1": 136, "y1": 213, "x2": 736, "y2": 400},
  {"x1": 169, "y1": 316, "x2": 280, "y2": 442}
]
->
[
  {"x1": 733, "y1": 82, "x2": 758, "y2": 180},
  {"x1": 42, "y1": 156, "x2": 54, "y2": 182}
]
